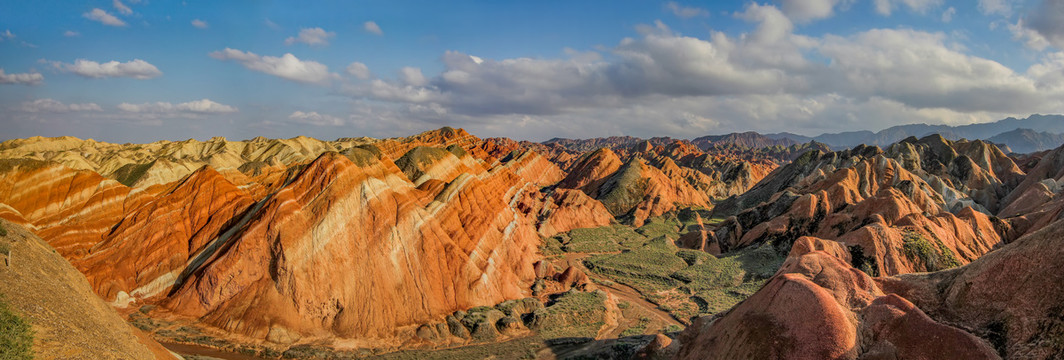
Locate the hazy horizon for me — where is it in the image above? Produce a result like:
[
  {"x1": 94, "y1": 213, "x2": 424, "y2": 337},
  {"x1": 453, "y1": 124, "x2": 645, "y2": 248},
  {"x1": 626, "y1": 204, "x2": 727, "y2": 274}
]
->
[{"x1": 3, "y1": 1, "x2": 1064, "y2": 143}]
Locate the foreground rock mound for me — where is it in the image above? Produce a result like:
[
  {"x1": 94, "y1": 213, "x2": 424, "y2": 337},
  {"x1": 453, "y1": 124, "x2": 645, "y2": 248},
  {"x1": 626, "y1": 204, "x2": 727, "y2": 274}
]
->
[
  {"x1": 0, "y1": 221, "x2": 176, "y2": 359},
  {"x1": 676, "y1": 236, "x2": 999, "y2": 360}
]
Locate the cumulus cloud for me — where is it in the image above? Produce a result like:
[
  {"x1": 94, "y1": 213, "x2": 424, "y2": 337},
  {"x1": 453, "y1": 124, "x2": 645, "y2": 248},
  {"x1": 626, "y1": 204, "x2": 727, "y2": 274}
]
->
[
  {"x1": 113, "y1": 0, "x2": 132, "y2": 15},
  {"x1": 191, "y1": 19, "x2": 208, "y2": 29},
  {"x1": 336, "y1": 3, "x2": 1064, "y2": 139},
  {"x1": 942, "y1": 6, "x2": 956, "y2": 22},
  {"x1": 20, "y1": 99, "x2": 101, "y2": 113},
  {"x1": 117, "y1": 99, "x2": 237, "y2": 115},
  {"x1": 83, "y1": 8, "x2": 126, "y2": 27},
  {"x1": 1024, "y1": 0, "x2": 1064, "y2": 49},
  {"x1": 399, "y1": 67, "x2": 428, "y2": 86},
  {"x1": 0, "y1": 69, "x2": 43, "y2": 85},
  {"x1": 778, "y1": 0, "x2": 853, "y2": 22},
  {"x1": 873, "y1": 0, "x2": 942, "y2": 16},
  {"x1": 346, "y1": 62, "x2": 371, "y2": 79},
  {"x1": 49, "y1": 59, "x2": 162, "y2": 79},
  {"x1": 64, "y1": 30, "x2": 80, "y2": 37},
  {"x1": 288, "y1": 111, "x2": 344, "y2": 126},
  {"x1": 363, "y1": 21, "x2": 383, "y2": 35},
  {"x1": 209, "y1": 48, "x2": 334, "y2": 85},
  {"x1": 665, "y1": 2, "x2": 708, "y2": 18},
  {"x1": 285, "y1": 27, "x2": 334, "y2": 46},
  {"x1": 978, "y1": 0, "x2": 1014, "y2": 16}
]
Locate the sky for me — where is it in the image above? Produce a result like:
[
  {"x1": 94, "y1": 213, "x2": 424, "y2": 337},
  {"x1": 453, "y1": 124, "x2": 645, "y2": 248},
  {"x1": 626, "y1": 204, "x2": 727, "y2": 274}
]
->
[{"x1": 2, "y1": 0, "x2": 1064, "y2": 143}]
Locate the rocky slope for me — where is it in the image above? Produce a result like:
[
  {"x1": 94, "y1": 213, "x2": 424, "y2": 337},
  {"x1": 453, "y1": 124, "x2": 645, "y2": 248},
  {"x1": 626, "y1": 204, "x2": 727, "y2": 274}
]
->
[
  {"x1": 0, "y1": 128, "x2": 625, "y2": 350},
  {"x1": 0, "y1": 220, "x2": 177, "y2": 359}
]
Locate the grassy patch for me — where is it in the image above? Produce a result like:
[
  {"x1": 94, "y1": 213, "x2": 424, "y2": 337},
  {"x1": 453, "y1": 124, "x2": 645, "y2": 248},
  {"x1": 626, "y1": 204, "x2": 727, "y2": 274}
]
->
[
  {"x1": 113, "y1": 161, "x2": 154, "y2": 187},
  {"x1": 0, "y1": 222, "x2": 7, "y2": 237},
  {"x1": 619, "y1": 317, "x2": 651, "y2": 337},
  {"x1": 902, "y1": 230, "x2": 960, "y2": 272},
  {"x1": 546, "y1": 224, "x2": 646, "y2": 254},
  {"x1": 0, "y1": 294, "x2": 33, "y2": 360},
  {"x1": 536, "y1": 290, "x2": 610, "y2": 339}
]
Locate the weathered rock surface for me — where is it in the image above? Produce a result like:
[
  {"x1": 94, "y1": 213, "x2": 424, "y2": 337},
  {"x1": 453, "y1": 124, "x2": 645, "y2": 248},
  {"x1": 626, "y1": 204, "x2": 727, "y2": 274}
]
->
[
  {"x1": 676, "y1": 235, "x2": 999, "y2": 360},
  {"x1": 0, "y1": 220, "x2": 177, "y2": 359}
]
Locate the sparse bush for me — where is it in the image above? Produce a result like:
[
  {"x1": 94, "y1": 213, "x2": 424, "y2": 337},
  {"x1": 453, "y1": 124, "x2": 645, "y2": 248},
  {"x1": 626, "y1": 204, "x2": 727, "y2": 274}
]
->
[{"x1": 0, "y1": 294, "x2": 33, "y2": 360}]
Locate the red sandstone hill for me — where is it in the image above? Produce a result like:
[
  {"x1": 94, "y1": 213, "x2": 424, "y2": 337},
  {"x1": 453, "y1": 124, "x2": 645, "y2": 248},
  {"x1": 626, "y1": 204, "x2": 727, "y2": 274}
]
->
[{"x1": 0, "y1": 128, "x2": 622, "y2": 347}]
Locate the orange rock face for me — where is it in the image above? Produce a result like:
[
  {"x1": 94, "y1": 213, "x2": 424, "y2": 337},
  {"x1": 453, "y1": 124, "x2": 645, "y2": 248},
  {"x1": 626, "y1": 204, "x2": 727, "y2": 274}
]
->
[
  {"x1": 676, "y1": 236, "x2": 1000, "y2": 360},
  {"x1": 161, "y1": 151, "x2": 548, "y2": 340},
  {"x1": 75, "y1": 166, "x2": 255, "y2": 305},
  {"x1": 0, "y1": 128, "x2": 623, "y2": 346}
]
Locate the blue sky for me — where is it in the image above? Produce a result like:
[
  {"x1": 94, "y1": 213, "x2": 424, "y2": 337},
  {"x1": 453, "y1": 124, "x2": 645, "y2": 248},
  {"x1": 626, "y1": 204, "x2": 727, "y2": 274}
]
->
[{"x1": 2, "y1": 0, "x2": 1064, "y2": 142}]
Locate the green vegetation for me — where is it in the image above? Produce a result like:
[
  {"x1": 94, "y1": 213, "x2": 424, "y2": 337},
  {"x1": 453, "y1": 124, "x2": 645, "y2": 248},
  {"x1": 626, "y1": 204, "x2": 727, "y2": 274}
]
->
[
  {"x1": 0, "y1": 222, "x2": 7, "y2": 237},
  {"x1": 535, "y1": 290, "x2": 611, "y2": 339},
  {"x1": 395, "y1": 146, "x2": 453, "y2": 181},
  {"x1": 113, "y1": 161, "x2": 154, "y2": 187},
  {"x1": 619, "y1": 316, "x2": 651, "y2": 337},
  {"x1": 556, "y1": 211, "x2": 785, "y2": 321},
  {"x1": 597, "y1": 161, "x2": 651, "y2": 215},
  {"x1": 902, "y1": 230, "x2": 961, "y2": 272},
  {"x1": 0, "y1": 294, "x2": 33, "y2": 360}
]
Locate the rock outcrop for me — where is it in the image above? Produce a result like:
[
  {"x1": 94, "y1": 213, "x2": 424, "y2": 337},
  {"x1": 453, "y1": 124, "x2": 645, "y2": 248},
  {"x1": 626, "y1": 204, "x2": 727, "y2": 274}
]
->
[{"x1": 0, "y1": 220, "x2": 177, "y2": 359}]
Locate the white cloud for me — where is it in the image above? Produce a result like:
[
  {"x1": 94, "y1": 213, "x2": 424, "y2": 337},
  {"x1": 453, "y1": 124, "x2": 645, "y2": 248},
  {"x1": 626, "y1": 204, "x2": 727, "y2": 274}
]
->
[
  {"x1": 0, "y1": 69, "x2": 43, "y2": 85},
  {"x1": 665, "y1": 2, "x2": 708, "y2": 18},
  {"x1": 284, "y1": 27, "x2": 334, "y2": 46},
  {"x1": 49, "y1": 59, "x2": 162, "y2": 79},
  {"x1": 63, "y1": 30, "x2": 80, "y2": 37},
  {"x1": 778, "y1": 0, "x2": 853, "y2": 22},
  {"x1": 288, "y1": 111, "x2": 344, "y2": 126},
  {"x1": 20, "y1": 99, "x2": 102, "y2": 113},
  {"x1": 874, "y1": 0, "x2": 942, "y2": 16},
  {"x1": 265, "y1": 18, "x2": 280, "y2": 30},
  {"x1": 978, "y1": 0, "x2": 1014, "y2": 16},
  {"x1": 0, "y1": 29, "x2": 14, "y2": 41},
  {"x1": 942, "y1": 6, "x2": 956, "y2": 22},
  {"x1": 346, "y1": 62, "x2": 371, "y2": 79},
  {"x1": 335, "y1": 4, "x2": 1064, "y2": 139},
  {"x1": 399, "y1": 67, "x2": 428, "y2": 86},
  {"x1": 1024, "y1": 0, "x2": 1064, "y2": 49},
  {"x1": 191, "y1": 19, "x2": 208, "y2": 29},
  {"x1": 363, "y1": 21, "x2": 383, "y2": 35},
  {"x1": 113, "y1": 0, "x2": 132, "y2": 15},
  {"x1": 117, "y1": 99, "x2": 237, "y2": 115},
  {"x1": 208, "y1": 48, "x2": 335, "y2": 85},
  {"x1": 83, "y1": 8, "x2": 126, "y2": 27},
  {"x1": 1011, "y1": 19, "x2": 1051, "y2": 50}
]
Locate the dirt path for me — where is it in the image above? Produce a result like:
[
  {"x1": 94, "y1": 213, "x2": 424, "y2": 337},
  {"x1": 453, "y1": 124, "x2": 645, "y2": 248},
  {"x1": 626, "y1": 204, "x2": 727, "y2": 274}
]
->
[{"x1": 554, "y1": 252, "x2": 682, "y2": 338}]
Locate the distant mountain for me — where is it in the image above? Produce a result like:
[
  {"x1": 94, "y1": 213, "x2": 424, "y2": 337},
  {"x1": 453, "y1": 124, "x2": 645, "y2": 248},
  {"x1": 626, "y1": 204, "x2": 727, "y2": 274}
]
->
[
  {"x1": 543, "y1": 136, "x2": 677, "y2": 152},
  {"x1": 768, "y1": 114, "x2": 1064, "y2": 154},
  {"x1": 691, "y1": 131, "x2": 797, "y2": 150},
  {"x1": 764, "y1": 132, "x2": 813, "y2": 143},
  {"x1": 988, "y1": 128, "x2": 1064, "y2": 154}
]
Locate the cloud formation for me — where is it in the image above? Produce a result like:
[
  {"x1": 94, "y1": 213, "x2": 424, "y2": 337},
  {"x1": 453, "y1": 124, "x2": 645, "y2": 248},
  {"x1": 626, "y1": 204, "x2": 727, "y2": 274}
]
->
[
  {"x1": 49, "y1": 59, "x2": 162, "y2": 79},
  {"x1": 288, "y1": 111, "x2": 344, "y2": 126},
  {"x1": 285, "y1": 27, "x2": 334, "y2": 46},
  {"x1": 0, "y1": 69, "x2": 43, "y2": 85},
  {"x1": 83, "y1": 8, "x2": 126, "y2": 27},
  {"x1": 1025, "y1": 0, "x2": 1064, "y2": 49},
  {"x1": 346, "y1": 62, "x2": 371, "y2": 79},
  {"x1": 113, "y1": 0, "x2": 132, "y2": 15},
  {"x1": 778, "y1": 0, "x2": 852, "y2": 22},
  {"x1": 363, "y1": 21, "x2": 383, "y2": 35},
  {"x1": 117, "y1": 99, "x2": 237, "y2": 115},
  {"x1": 20, "y1": 99, "x2": 101, "y2": 112},
  {"x1": 209, "y1": 48, "x2": 334, "y2": 85},
  {"x1": 873, "y1": 0, "x2": 943, "y2": 16},
  {"x1": 191, "y1": 19, "x2": 208, "y2": 29},
  {"x1": 665, "y1": 2, "x2": 708, "y2": 18},
  {"x1": 337, "y1": 3, "x2": 1064, "y2": 139},
  {"x1": 63, "y1": 30, "x2": 80, "y2": 37}
]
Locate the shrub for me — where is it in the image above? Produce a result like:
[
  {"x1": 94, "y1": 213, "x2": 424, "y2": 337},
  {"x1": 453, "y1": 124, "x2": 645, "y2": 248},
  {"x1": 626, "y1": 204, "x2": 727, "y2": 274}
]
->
[{"x1": 0, "y1": 294, "x2": 33, "y2": 360}]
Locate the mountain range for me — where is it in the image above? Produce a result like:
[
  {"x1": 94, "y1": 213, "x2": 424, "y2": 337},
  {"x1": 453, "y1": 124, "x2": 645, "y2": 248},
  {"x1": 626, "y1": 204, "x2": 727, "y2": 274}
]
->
[{"x1": 2, "y1": 119, "x2": 1064, "y2": 359}]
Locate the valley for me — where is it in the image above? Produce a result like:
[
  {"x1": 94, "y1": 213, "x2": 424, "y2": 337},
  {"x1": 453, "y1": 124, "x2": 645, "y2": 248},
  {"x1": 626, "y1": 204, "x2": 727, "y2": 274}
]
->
[{"x1": 2, "y1": 119, "x2": 1064, "y2": 359}]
